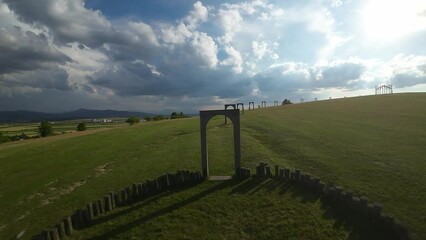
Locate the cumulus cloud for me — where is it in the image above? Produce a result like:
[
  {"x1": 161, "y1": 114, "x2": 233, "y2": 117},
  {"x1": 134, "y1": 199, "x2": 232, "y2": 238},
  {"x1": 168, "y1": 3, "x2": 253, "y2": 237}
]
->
[
  {"x1": 221, "y1": 46, "x2": 244, "y2": 73},
  {"x1": 185, "y1": 1, "x2": 209, "y2": 30},
  {"x1": 388, "y1": 55, "x2": 426, "y2": 88},
  {"x1": 0, "y1": 28, "x2": 70, "y2": 74},
  {"x1": 254, "y1": 59, "x2": 367, "y2": 93},
  {"x1": 3, "y1": 0, "x2": 115, "y2": 47},
  {"x1": 0, "y1": 0, "x2": 424, "y2": 113}
]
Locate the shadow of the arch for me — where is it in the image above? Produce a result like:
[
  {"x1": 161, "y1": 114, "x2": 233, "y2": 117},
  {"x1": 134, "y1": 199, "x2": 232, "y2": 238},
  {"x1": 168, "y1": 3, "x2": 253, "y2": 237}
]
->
[
  {"x1": 86, "y1": 180, "x2": 242, "y2": 240},
  {"x1": 85, "y1": 177, "x2": 390, "y2": 240}
]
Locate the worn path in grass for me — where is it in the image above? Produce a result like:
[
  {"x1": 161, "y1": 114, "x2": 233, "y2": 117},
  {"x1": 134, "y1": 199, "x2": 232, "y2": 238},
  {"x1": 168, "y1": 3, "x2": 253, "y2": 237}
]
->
[{"x1": 0, "y1": 93, "x2": 425, "y2": 239}]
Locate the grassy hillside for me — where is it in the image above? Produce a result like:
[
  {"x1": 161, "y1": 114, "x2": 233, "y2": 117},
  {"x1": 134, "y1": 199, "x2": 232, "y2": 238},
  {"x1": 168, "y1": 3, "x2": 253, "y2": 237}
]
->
[{"x1": 0, "y1": 93, "x2": 425, "y2": 239}]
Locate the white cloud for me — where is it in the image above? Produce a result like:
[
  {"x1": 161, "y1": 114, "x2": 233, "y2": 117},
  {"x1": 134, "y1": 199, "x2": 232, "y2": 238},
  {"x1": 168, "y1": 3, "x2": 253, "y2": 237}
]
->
[
  {"x1": 185, "y1": 1, "x2": 209, "y2": 30},
  {"x1": 221, "y1": 46, "x2": 243, "y2": 73},
  {"x1": 191, "y1": 32, "x2": 219, "y2": 69},
  {"x1": 217, "y1": 8, "x2": 243, "y2": 44},
  {"x1": 126, "y1": 21, "x2": 159, "y2": 47}
]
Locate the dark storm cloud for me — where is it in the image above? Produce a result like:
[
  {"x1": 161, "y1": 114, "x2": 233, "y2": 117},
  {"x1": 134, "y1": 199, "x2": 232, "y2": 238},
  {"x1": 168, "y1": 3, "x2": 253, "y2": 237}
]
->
[
  {"x1": 90, "y1": 59, "x2": 253, "y2": 98},
  {"x1": 1, "y1": 67, "x2": 71, "y2": 91},
  {"x1": 0, "y1": 29, "x2": 70, "y2": 74},
  {"x1": 317, "y1": 62, "x2": 365, "y2": 89},
  {"x1": 254, "y1": 61, "x2": 366, "y2": 93},
  {"x1": 390, "y1": 72, "x2": 426, "y2": 88},
  {"x1": 3, "y1": 0, "x2": 118, "y2": 48}
]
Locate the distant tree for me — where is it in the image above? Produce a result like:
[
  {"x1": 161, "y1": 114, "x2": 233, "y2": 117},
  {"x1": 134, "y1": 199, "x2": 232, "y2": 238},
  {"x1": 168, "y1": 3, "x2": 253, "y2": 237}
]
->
[
  {"x1": 153, "y1": 115, "x2": 165, "y2": 121},
  {"x1": 126, "y1": 116, "x2": 140, "y2": 125},
  {"x1": 170, "y1": 112, "x2": 189, "y2": 119},
  {"x1": 282, "y1": 99, "x2": 293, "y2": 105},
  {"x1": 77, "y1": 122, "x2": 87, "y2": 131},
  {"x1": 38, "y1": 120, "x2": 53, "y2": 137},
  {"x1": 143, "y1": 116, "x2": 152, "y2": 122},
  {"x1": 0, "y1": 132, "x2": 8, "y2": 143}
]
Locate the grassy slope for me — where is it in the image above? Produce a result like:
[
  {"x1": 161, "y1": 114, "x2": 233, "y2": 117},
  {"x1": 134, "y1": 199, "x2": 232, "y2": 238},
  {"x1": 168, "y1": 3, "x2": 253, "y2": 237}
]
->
[{"x1": 0, "y1": 93, "x2": 424, "y2": 239}]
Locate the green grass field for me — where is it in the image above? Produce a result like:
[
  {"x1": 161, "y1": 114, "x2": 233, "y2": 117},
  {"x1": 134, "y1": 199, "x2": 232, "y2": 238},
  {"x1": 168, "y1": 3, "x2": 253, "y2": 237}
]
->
[
  {"x1": 0, "y1": 121, "x2": 123, "y2": 137},
  {"x1": 0, "y1": 93, "x2": 425, "y2": 239}
]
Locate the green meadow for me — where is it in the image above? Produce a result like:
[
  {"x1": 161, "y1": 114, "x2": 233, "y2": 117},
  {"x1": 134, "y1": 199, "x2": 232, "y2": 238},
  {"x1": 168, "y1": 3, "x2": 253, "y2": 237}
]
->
[
  {"x1": 0, "y1": 121, "x2": 122, "y2": 137},
  {"x1": 0, "y1": 93, "x2": 425, "y2": 239}
]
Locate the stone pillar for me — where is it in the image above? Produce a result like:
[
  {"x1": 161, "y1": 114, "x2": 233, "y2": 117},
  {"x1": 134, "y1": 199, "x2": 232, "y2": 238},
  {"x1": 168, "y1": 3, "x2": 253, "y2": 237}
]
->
[
  {"x1": 63, "y1": 216, "x2": 73, "y2": 236},
  {"x1": 56, "y1": 221, "x2": 66, "y2": 239}
]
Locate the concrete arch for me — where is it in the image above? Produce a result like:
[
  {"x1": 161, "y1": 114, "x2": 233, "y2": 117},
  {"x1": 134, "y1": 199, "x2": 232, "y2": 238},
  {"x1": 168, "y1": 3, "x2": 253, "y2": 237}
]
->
[
  {"x1": 224, "y1": 104, "x2": 236, "y2": 124},
  {"x1": 249, "y1": 102, "x2": 255, "y2": 110},
  {"x1": 274, "y1": 101, "x2": 278, "y2": 106},
  {"x1": 261, "y1": 101, "x2": 266, "y2": 108},
  {"x1": 236, "y1": 103, "x2": 244, "y2": 115},
  {"x1": 200, "y1": 109, "x2": 241, "y2": 179}
]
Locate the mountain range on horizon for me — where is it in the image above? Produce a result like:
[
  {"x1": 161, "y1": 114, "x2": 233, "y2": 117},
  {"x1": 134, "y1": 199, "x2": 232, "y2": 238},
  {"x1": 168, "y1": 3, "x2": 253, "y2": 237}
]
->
[{"x1": 0, "y1": 108, "x2": 154, "y2": 123}]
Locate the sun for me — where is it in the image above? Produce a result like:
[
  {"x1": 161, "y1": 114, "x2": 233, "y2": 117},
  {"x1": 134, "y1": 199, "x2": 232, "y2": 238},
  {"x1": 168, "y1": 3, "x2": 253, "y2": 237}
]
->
[{"x1": 361, "y1": 0, "x2": 426, "y2": 41}]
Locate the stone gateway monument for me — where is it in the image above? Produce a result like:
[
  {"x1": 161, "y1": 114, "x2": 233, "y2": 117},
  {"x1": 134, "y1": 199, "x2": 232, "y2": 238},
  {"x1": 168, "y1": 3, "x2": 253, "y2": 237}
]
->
[{"x1": 199, "y1": 109, "x2": 241, "y2": 179}]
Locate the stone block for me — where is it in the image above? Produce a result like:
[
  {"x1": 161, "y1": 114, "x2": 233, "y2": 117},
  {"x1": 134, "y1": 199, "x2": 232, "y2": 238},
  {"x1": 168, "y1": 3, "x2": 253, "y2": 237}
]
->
[
  {"x1": 366, "y1": 203, "x2": 375, "y2": 221},
  {"x1": 137, "y1": 184, "x2": 144, "y2": 200},
  {"x1": 295, "y1": 169, "x2": 301, "y2": 182},
  {"x1": 279, "y1": 169, "x2": 284, "y2": 179},
  {"x1": 114, "y1": 192, "x2": 121, "y2": 207},
  {"x1": 71, "y1": 211, "x2": 80, "y2": 230},
  {"x1": 265, "y1": 166, "x2": 272, "y2": 177},
  {"x1": 49, "y1": 228, "x2": 59, "y2": 240},
  {"x1": 350, "y1": 196, "x2": 361, "y2": 213},
  {"x1": 333, "y1": 186, "x2": 343, "y2": 203},
  {"x1": 63, "y1": 216, "x2": 73, "y2": 236},
  {"x1": 290, "y1": 171, "x2": 296, "y2": 182},
  {"x1": 360, "y1": 196, "x2": 369, "y2": 217},
  {"x1": 317, "y1": 182, "x2": 325, "y2": 194},
  {"x1": 311, "y1": 177, "x2": 320, "y2": 191},
  {"x1": 56, "y1": 221, "x2": 66, "y2": 239},
  {"x1": 392, "y1": 219, "x2": 409, "y2": 240},
  {"x1": 78, "y1": 209, "x2": 88, "y2": 228},
  {"x1": 304, "y1": 174, "x2": 311, "y2": 188},
  {"x1": 41, "y1": 230, "x2": 51, "y2": 240},
  {"x1": 109, "y1": 191, "x2": 116, "y2": 209},
  {"x1": 97, "y1": 199, "x2": 105, "y2": 214},
  {"x1": 256, "y1": 165, "x2": 261, "y2": 177},
  {"x1": 104, "y1": 195, "x2": 112, "y2": 212},
  {"x1": 126, "y1": 187, "x2": 133, "y2": 201},
  {"x1": 372, "y1": 202, "x2": 382, "y2": 223},
  {"x1": 92, "y1": 202, "x2": 99, "y2": 217},
  {"x1": 274, "y1": 165, "x2": 279, "y2": 178},
  {"x1": 284, "y1": 168, "x2": 290, "y2": 180},
  {"x1": 82, "y1": 209, "x2": 91, "y2": 226},
  {"x1": 87, "y1": 203, "x2": 94, "y2": 220},
  {"x1": 132, "y1": 183, "x2": 139, "y2": 199}
]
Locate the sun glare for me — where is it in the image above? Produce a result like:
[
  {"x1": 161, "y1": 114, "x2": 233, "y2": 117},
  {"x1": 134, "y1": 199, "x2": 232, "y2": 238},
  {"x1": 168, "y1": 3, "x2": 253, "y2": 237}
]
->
[{"x1": 362, "y1": 0, "x2": 426, "y2": 41}]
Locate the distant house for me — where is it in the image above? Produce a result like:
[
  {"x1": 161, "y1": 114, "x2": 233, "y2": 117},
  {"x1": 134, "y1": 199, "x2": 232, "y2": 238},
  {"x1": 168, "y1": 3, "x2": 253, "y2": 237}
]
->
[{"x1": 93, "y1": 118, "x2": 112, "y2": 123}]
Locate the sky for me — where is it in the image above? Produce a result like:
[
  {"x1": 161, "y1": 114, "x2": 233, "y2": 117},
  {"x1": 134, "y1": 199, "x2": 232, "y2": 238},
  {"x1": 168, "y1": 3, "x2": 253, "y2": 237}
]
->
[{"x1": 0, "y1": 0, "x2": 425, "y2": 113}]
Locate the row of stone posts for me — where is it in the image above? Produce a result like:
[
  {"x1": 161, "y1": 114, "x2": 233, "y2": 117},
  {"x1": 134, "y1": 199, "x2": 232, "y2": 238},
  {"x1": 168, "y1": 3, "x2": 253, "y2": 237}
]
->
[
  {"x1": 255, "y1": 163, "x2": 411, "y2": 240},
  {"x1": 33, "y1": 170, "x2": 203, "y2": 240}
]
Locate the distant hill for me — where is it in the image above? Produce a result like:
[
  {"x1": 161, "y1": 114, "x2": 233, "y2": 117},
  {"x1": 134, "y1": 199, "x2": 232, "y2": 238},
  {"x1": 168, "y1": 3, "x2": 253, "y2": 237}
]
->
[{"x1": 0, "y1": 108, "x2": 153, "y2": 123}]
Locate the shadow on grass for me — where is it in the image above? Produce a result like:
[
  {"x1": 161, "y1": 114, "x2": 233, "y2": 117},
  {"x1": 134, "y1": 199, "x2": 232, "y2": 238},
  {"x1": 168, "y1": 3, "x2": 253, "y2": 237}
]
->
[
  {"x1": 87, "y1": 178, "x2": 389, "y2": 240},
  {"x1": 87, "y1": 180, "x2": 241, "y2": 240},
  {"x1": 230, "y1": 178, "x2": 388, "y2": 240}
]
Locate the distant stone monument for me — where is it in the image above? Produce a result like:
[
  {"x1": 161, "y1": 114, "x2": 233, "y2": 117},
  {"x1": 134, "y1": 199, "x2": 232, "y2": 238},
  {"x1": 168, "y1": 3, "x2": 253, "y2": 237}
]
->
[
  {"x1": 236, "y1": 103, "x2": 244, "y2": 115},
  {"x1": 248, "y1": 102, "x2": 255, "y2": 110},
  {"x1": 199, "y1": 109, "x2": 241, "y2": 179},
  {"x1": 224, "y1": 104, "x2": 236, "y2": 124},
  {"x1": 375, "y1": 84, "x2": 393, "y2": 95},
  {"x1": 261, "y1": 101, "x2": 266, "y2": 108},
  {"x1": 300, "y1": 98, "x2": 304, "y2": 103},
  {"x1": 273, "y1": 101, "x2": 278, "y2": 106}
]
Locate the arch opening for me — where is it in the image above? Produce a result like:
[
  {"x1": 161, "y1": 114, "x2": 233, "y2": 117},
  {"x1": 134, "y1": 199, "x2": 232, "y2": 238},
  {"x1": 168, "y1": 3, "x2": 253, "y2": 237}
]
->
[{"x1": 200, "y1": 109, "x2": 241, "y2": 179}]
